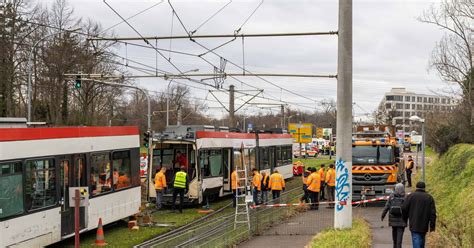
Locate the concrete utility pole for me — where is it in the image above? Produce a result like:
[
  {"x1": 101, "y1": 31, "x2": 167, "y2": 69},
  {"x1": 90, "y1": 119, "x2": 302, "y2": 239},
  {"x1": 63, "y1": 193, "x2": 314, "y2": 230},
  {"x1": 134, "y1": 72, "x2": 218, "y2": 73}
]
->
[
  {"x1": 281, "y1": 105, "x2": 285, "y2": 129},
  {"x1": 229, "y1": 84, "x2": 235, "y2": 128},
  {"x1": 335, "y1": 0, "x2": 353, "y2": 229}
]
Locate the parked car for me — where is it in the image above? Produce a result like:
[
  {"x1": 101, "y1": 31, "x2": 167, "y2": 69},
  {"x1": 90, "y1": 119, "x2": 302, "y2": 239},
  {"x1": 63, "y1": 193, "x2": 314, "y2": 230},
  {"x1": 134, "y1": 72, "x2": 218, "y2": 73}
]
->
[{"x1": 403, "y1": 141, "x2": 411, "y2": 152}]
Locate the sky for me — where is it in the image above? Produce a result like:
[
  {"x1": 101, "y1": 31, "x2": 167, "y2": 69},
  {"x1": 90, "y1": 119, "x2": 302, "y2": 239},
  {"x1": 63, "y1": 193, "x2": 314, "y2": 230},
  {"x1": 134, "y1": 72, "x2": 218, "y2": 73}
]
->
[{"x1": 40, "y1": 0, "x2": 450, "y2": 120}]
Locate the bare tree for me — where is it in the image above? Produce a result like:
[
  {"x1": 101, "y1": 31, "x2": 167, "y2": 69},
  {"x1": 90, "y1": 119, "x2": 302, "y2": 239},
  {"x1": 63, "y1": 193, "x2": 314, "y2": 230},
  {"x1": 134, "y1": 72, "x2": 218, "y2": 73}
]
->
[{"x1": 419, "y1": 0, "x2": 473, "y2": 124}]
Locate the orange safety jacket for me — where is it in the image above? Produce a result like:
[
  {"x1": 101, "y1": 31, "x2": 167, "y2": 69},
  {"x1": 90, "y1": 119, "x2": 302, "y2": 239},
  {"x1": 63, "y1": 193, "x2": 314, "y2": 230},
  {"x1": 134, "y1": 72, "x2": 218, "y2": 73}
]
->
[
  {"x1": 269, "y1": 172, "x2": 285, "y2": 191},
  {"x1": 252, "y1": 172, "x2": 262, "y2": 191},
  {"x1": 117, "y1": 175, "x2": 130, "y2": 189},
  {"x1": 318, "y1": 167, "x2": 325, "y2": 182},
  {"x1": 325, "y1": 168, "x2": 336, "y2": 187},
  {"x1": 231, "y1": 171, "x2": 239, "y2": 190},
  {"x1": 306, "y1": 172, "x2": 321, "y2": 192},
  {"x1": 154, "y1": 171, "x2": 167, "y2": 190}
]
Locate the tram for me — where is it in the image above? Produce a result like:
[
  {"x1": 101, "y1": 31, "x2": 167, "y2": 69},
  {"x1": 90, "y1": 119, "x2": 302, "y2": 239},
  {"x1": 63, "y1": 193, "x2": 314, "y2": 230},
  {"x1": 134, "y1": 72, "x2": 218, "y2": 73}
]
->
[
  {"x1": 0, "y1": 126, "x2": 141, "y2": 247},
  {"x1": 147, "y1": 125, "x2": 293, "y2": 204}
]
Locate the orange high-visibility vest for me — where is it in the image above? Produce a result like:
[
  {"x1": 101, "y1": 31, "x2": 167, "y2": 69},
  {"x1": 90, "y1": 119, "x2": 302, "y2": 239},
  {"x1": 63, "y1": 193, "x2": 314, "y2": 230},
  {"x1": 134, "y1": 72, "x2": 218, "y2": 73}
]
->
[
  {"x1": 154, "y1": 171, "x2": 167, "y2": 190},
  {"x1": 231, "y1": 171, "x2": 239, "y2": 190},
  {"x1": 306, "y1": 172, "x2": 321, "y2": 192},
  {"x1": 269, "y1": 172, "x2": 285, "y2": 191},
  {"x1": 325, "y1": 168, "x2": 336, "y2": 187},
  {"x1": 252, "y1": 172, "x2": 262, "y2": 191},
  {"x1": 318, "y1": 167, "x2": 325, "y2": 182}
]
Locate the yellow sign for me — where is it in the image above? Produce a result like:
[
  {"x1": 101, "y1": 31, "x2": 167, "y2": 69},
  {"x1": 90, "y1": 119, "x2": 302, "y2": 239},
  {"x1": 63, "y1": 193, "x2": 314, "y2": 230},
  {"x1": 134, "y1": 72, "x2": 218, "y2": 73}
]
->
[
  {"x1": 316, "y1": 127, "x2": 323, "y2": 138},
  {"x1": 288, "y1": 123, "x2": 313, "y2": 143}
]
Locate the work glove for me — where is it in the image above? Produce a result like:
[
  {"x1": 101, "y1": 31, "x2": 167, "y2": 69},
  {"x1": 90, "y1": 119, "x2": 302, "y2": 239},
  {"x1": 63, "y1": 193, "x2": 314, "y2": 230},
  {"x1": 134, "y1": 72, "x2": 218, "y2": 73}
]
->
[{"x1": 282, "y1": 187, "x2": 285, "y2": 191}]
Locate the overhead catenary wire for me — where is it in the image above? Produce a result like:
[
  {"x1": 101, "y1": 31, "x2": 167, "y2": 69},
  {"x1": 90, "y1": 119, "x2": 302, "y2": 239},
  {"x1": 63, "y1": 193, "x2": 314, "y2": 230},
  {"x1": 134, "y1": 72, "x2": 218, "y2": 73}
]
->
[
  {"x1": 235, "y1": 0, "x2": 264, "y2": 34},
  {"x1": 167, "y1": 1, "x2": 330, "y2": 104},
  {"x1": 190, "y1": 0, "x2": 233, "y2": 35},
  {"x1": 100, "y1": 0, "x2": 164, "y2": 35}
]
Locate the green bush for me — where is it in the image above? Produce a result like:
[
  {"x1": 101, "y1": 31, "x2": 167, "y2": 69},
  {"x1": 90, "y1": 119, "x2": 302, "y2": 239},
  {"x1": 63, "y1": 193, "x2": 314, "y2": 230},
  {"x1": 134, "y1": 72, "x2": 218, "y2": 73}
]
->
[
  {"x1": 425, "y1": 144, "x2": 474, "y2": 247},
  {"x1": 308, "y1": 218, "x2": 371, "y2": 248}
]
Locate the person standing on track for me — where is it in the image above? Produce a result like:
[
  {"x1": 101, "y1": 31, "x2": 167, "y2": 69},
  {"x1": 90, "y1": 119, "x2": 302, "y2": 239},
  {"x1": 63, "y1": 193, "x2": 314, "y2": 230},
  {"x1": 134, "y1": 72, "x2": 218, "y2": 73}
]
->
[
  {"x1": 154, "y1": 167, "x2": 167, "y2": 210},
  {"x1": 405, "y1": 155, "x2": 414, "y2": 188},
  {"x1": 318, "y1": 164, "x2": 326, "y2": 200},
  {"x1": 325, "y1": 164, "x2": 336, "y2": 208},
  {"x1": 402, "y1": 181, "x2": 437, "y2": 248},
  {"x1": 381, "y1": 183, "x2": 407, "y2": 248},
  {"x1": 260, "y1": 171, "x2": 270, "y2": 204},
  {"x1": 171, "y1": 166, "x2": 189, "y2": 213},
  {"x1": 268, "y1": 169, "x2": 285, "y2": 203},
  {"x1": 300, "y1": 168, "x2": 310, "y2": 203},
  {"x1": 251, "y1": 168, "x2": 262, "y2": 205},
  {"x1": 306, "y1": 167, "x2": 321, "y2": 210}
]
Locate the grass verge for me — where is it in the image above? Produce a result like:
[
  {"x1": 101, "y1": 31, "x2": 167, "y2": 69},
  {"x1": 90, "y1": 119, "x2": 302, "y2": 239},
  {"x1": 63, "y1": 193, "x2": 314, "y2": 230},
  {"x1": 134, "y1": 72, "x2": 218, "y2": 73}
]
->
[
  {"x1": 307, "y1": 217, "x2": 371, "y2": 248},
  {"x1": 294, "y1": 156, "x2": 335, "y2": 169},
  {"x1": 50, "y1": 198, "x2": 232, "y2": 248},
  {"x1": 423, "y1": 144, "x2": 474, "y2": 248}
]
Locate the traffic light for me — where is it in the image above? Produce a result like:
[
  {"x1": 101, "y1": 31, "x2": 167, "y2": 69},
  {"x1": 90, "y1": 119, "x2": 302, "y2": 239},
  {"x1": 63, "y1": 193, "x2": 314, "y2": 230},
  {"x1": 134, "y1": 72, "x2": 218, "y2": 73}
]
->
[
  {"x1": 74, "y1": 75, "x2": 82, "y2": 89},
  {"x1": 143, "y1": 131, "x2": 150, "y2": 148}
]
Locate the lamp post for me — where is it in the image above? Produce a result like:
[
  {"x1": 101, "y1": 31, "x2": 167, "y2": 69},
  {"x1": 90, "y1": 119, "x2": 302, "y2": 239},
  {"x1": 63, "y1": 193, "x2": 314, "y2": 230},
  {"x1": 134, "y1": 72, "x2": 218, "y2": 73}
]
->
[
  {"x1": 166, "y1": 69, "x2": 199, "y2": 127},
  {"x1": 409, "y1": 115, "x2": 426, "y2": 182},
  {"x1": 27, "y1": 28, "x2": 80, "y2": 122},
  {"x1": 297, "y1": 121, "x2": 303, "y2": 158}
]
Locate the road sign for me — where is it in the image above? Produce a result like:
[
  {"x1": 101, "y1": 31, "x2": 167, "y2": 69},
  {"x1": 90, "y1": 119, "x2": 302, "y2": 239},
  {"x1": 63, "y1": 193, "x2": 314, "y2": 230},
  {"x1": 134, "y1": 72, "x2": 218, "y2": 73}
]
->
[
  {"x1": 69, "y1": 187, "x2": 89, "y2": 207},
  {"x1": 316, "y1": 127, "x2": 323, "y2": 138},
  {"x1": 288, "y1": 123, "x2": 313, "y2": 143}
]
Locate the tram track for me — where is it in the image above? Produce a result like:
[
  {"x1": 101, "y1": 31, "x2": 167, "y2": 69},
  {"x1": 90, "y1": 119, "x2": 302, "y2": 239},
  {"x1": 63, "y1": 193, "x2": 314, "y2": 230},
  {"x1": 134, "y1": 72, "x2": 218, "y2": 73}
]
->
[{"x1": 135, "y1": 178, "x2": 302, "y2": 248}]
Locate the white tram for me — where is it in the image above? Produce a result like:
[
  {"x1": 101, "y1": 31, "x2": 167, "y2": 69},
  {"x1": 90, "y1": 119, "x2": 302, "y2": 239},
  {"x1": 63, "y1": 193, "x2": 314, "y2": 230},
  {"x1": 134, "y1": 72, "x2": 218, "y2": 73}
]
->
[
  {"x1": 0, "y1": 126, "x2": 141, "y2": 247},
  {"x1": 147, "y1": 126, "x2": 293, "y2": 204}
]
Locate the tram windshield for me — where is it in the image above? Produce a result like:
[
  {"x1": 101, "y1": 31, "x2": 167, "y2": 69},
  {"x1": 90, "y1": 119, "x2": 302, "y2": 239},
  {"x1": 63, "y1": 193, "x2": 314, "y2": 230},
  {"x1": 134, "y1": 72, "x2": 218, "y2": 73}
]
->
[{"x1": 153, "y1": 143, "x2": 196, "y2": 185}]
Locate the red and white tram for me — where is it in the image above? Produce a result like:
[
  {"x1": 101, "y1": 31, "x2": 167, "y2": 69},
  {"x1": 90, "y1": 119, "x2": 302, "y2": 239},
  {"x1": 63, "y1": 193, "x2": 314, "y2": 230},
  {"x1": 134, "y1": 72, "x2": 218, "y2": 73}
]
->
[
  {"x1": 147, "y1": 126, "x2": 293, "y2": 204},
  {"x1": 0, "y1": 126, "x2": 141, "y2": 247}
]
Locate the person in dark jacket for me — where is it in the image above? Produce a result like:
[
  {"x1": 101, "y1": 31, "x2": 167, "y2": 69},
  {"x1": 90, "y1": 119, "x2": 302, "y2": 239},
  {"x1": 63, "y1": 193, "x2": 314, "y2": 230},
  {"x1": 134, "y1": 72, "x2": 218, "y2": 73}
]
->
[
  {"x1": 381, "y1": 183, "x2": 407, "y2": 248},
  {"x1": 402, "y1": 181, "x2": 436, "y2": 248}
]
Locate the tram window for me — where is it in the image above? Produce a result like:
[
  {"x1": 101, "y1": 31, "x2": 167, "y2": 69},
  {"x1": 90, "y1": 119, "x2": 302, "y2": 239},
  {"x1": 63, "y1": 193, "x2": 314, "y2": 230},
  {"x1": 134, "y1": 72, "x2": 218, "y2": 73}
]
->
[
  {"x1": 112, "y1": 151, "x2": 131, "y2": 190},
  {"x1": 25, "y1": 158, "x2": 57, "y2": 211},
  {"x1": 245, "y1": 149, "x2": 256, "y2": 171},
  {"x1": 260, "y1": 147, "x2": 270, "y2": 170},
  {"x1": 0, "y1": 162, "x2": 24, "y2": 218},
  {"x1": 199, "y1": 149, "x2": 223, "y2": 177},
  {"x1": 276, "y1": 147, "x2": 282, "y2": 166},
  {"x1": 90, "y1": 153, "x2": 112, "y2": 196}
]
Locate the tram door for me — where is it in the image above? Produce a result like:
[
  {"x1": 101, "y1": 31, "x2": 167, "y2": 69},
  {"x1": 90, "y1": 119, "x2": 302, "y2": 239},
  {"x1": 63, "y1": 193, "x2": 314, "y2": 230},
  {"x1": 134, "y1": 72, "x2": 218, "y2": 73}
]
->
[
  {"x1": 222, "y1": 149, "x2": 232, "y2": 192},
  {"x1": 60, "y1": 155, "x2": 87, "y2": 236}
]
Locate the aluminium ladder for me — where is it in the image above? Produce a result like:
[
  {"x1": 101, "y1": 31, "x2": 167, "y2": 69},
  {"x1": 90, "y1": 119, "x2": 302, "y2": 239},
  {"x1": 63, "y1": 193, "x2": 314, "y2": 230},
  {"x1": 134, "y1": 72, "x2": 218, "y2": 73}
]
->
[{"x1": 234, "y1": 154, "x2": 251, "y2": 231}]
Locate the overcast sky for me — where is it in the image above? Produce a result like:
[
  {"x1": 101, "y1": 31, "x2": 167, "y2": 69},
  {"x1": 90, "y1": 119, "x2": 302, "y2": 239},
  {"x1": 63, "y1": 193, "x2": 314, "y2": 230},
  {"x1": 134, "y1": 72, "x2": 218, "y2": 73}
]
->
[{"x1": 42, "y1": 0, "x2": 450, "y2": 120}]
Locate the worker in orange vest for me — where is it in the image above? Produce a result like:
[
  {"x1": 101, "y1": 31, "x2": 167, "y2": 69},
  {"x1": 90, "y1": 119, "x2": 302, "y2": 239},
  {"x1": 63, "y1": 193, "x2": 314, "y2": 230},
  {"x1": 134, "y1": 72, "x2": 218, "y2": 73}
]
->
[
  {"x1": 325, "y1": 164, "x2": 336, "y2": 208},
  {"x1": 300, "y1": 168, "x2": 311, "y2": 203},
  {"x1": 306, "y1": 167, "x2": 321, "y2": 210},
  {"x1": 251, "y1": 168, "x2": 262, "y2": 205},
  {"x1": 269, "y1": 169, "x2": 285, "y2": 203},
  {"x1": 231, "y1": 169, "x2": 239, "y2": 207},
  {"x1": 154, "y1": 167, "x2": 167, "y2": 209},
  {"x1": 117, "y1": 172, "x2": 130, "y2": 189},
  {"x1": 318, "y1": 164, "x2": 326, "y2": 200},
  {"x1": 260, "y1": 171, "x2": 270, "y2": 204}
]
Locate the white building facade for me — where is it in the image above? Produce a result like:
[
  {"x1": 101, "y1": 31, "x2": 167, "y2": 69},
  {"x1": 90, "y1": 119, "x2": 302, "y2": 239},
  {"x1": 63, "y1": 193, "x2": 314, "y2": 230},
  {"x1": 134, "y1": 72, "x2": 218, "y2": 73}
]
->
[{"x1": 378, "y1": 88, "x2": 456, "y2": 132}]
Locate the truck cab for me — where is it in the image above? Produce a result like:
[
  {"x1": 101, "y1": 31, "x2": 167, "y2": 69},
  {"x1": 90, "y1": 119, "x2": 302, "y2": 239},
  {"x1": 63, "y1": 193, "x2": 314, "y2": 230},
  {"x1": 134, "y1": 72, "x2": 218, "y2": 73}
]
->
[{"x1": 352, "y1": 132, "x2": 401, "y2": 201}]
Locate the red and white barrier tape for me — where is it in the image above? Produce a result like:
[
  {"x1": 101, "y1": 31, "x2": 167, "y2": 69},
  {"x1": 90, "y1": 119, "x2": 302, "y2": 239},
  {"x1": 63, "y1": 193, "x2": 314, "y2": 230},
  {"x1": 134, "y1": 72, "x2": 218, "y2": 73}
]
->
[{"x1": 250, "y1": 195, "x2": 389, "y2": 209}]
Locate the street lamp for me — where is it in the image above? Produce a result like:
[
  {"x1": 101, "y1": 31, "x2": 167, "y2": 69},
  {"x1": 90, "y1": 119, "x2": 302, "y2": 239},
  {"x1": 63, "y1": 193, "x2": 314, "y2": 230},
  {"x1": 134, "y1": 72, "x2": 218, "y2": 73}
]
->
[
  {"x1": 409, "y1": 115, "x2": 426, "y2": 182},
  {"x1": 166, "y1": 69, "x2": 199, "y2": 127},
  {"x1": 297, "y1": 121, "x2": 303, "y2": 158},
  {"x1": 27, "y1": 28, "x2": 80, "y2": 122}
]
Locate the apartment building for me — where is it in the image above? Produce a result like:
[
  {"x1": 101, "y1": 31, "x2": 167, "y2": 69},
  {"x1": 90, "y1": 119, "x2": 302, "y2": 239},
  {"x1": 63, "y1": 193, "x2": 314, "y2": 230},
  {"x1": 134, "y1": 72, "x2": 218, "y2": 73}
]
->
[{"x1": 377, "y1": 88, "x2": 456, "y2": 132}]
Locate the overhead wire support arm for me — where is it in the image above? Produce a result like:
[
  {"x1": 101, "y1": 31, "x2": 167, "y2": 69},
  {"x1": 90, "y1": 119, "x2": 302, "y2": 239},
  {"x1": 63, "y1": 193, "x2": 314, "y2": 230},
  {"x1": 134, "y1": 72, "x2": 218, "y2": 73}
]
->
[
  {"x1": 63, "y1": 73, "x2": 337, "y2": 79},
  {"x1": 208, "y1": 90, "x2": 230, "y2": 112},
  {"x1": 234, "y1": 90, "x2": 263, "y2": 112},
  {"x1": 87, "y1": 31, "x2": 339, "y2": 41}
]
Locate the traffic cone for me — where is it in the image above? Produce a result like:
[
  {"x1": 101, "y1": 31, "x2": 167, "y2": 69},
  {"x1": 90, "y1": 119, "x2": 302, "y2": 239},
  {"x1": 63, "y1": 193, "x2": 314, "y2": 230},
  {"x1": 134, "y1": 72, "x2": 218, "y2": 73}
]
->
[{"x1": 94, "y1": 218, "x2": 107, "y2": 246}]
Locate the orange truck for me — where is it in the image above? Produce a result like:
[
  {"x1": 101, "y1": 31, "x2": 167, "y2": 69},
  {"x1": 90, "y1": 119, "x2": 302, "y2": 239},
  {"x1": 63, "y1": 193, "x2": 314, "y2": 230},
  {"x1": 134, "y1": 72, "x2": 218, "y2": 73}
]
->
[{"x1": 352, "y1": 127, "x2": 402, "y2": 201}]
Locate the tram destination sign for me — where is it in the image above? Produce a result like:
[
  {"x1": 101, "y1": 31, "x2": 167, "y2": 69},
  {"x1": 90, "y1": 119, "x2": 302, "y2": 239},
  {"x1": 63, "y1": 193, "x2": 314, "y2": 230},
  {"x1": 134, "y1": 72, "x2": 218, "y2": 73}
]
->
[{"x1": 69, "y1": 187, "x2": 89, "y2": 207}]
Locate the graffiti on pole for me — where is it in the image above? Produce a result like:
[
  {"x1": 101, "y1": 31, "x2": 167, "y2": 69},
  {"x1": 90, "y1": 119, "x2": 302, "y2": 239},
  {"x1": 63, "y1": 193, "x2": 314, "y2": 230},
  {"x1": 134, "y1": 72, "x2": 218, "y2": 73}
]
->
[{"x1": 335, "y1": 158, "x2": 350, "y2": 211}]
